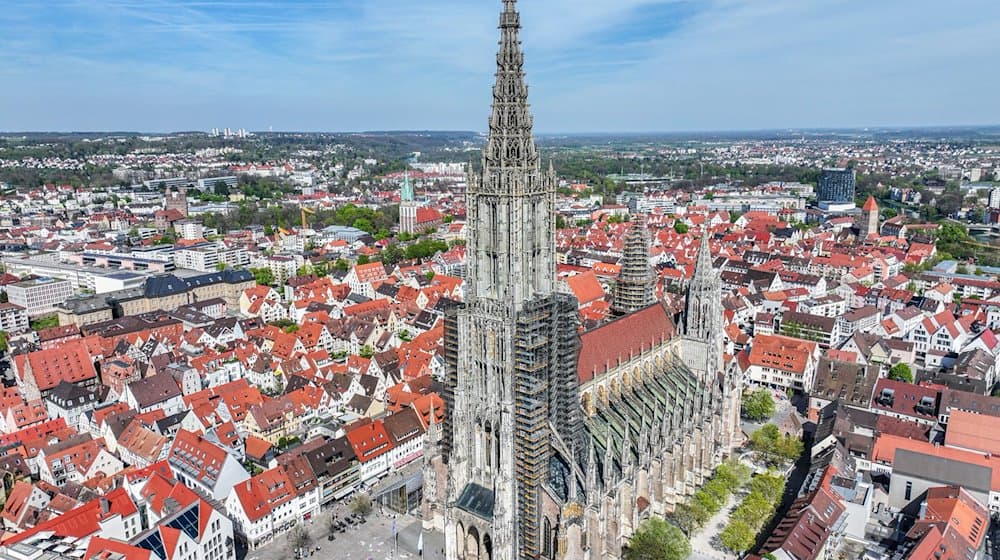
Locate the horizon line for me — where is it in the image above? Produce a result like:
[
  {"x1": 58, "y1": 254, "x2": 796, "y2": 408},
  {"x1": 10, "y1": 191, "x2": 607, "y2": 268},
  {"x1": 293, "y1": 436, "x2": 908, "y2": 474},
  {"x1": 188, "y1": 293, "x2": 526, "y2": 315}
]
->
[{"x1": 3, "y1": 124, "x2": 1000, "y2": 138}]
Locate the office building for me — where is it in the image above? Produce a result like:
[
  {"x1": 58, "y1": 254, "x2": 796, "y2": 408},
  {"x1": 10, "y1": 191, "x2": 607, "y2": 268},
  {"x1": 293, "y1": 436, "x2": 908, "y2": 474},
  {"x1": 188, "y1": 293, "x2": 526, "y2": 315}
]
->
[
  {"x1": 6, "y1": 278, "x2": 74, "y2": 317},
  {"x1": 818, "y1": 167, "x2": 857, "y2": 204}
]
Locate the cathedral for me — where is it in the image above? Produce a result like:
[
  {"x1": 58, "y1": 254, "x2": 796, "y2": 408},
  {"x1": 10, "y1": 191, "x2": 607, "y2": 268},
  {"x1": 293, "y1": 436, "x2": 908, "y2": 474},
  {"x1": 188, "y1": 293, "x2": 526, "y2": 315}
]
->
[{"x1": 421, "y1": 2, "x2": 742, "y2": 559}]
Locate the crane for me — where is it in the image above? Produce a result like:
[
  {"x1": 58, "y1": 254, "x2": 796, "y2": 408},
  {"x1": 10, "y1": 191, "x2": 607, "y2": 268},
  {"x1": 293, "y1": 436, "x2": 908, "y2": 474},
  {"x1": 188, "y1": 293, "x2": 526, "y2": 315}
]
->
[{"x1": 301, "y1": 206, "x2": 316, "y2": 229}]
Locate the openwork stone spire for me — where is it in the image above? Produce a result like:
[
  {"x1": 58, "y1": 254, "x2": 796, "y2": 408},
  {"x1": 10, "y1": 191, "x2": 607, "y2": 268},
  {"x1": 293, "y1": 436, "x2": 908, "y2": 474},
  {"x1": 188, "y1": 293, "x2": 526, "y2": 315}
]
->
[
  {"x1": 684, "y1": 228, "x2": 723, "y2": 342},
  {"x1": 612, "y1": 214, "x2": 655, "y2": 316},
  {"x1": 466, "y1": 0, "x2": 556, "y2": 304},
  {"x1": 483, "y1": 0, "x2": 540, "y2": 182}
]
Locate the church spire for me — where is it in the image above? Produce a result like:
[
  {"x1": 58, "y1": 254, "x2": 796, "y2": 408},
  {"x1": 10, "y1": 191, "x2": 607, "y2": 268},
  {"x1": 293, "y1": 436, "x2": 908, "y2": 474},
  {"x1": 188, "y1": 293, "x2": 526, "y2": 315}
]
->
[
  {"x1": 683, "y1": 228, "x2": 723, "y2": 342},
  {"x1": 484, "y1": 0, "x2": 539, "y2": 175},
  {"x1": 612, "y1": 214, "x2": 654, "y2": 316},
  {"x1": 465, "y1": 0, "x2": 555, "y2": 304},
  {"x1": 400, "y1": 171, "x2": 414, "y2": 202}
]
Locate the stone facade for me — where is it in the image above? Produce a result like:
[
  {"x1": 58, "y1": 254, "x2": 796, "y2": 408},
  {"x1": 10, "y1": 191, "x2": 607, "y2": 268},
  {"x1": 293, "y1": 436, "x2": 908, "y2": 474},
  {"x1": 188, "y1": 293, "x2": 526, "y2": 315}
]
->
[{"x1": 421, "y1": 2, "x2": 741, "y2": 559}]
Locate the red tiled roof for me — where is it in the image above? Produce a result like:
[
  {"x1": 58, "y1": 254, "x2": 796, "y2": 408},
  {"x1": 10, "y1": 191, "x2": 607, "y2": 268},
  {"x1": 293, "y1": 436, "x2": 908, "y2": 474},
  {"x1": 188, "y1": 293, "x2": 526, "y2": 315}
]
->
[
  {"x1": 565, "y1": 271, "x2": 605, "y2": 305},
  {"x1": 578, "y1": 303, "x2": 676, "y2": 383},
  {"x1": 871, "y1": 378, "x2": 939, "y2": 421},
  {"x1": 945, "y1": 410, "x2": 1000, "y2": 455},
  {"x1": 244, "y1": 435, "x2": 273, "y2": 461},
  {"x1": 15, "y1": 340, "x2": 96, "y2": 392},
  {"x1": 2, "y1": 487, "x2": 137, "y2": 545},
  {"x1": 345, "y1": 420, "x2": 394, "y2": 463},
  {"x1": 167, "y1": 430, "x2": 230, "y2": 487},
  {"x1": 86, "y1": 537, "x2": 153, "y2": 560},
  {"x1": 747, "y1": 334, "x2": 818, "y2": 375}
]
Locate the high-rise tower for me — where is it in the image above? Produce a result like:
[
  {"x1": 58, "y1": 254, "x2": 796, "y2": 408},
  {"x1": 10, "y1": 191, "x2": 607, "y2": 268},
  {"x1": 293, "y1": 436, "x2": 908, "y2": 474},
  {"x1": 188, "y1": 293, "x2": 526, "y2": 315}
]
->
[
  {"x1": 611, "y1": 215, "x2": 655, "y2": 316},
  {"x1": 440, "y1": 2, "x2": 580, "y2": 559}
]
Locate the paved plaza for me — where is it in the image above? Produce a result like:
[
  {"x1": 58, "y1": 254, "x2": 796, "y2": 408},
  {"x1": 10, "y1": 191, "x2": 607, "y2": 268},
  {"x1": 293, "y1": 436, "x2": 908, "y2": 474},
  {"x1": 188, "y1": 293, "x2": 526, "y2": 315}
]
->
[{"x1": 250, "y1": 506, "x2": 444, "y2": 560}]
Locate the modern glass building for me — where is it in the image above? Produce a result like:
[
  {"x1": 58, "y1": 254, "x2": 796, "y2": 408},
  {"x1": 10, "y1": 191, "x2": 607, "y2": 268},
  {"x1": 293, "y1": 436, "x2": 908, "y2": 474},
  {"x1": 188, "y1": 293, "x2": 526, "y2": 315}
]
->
[{"x1": 818, "y1": 167, "x2": 857, "y2": 203}]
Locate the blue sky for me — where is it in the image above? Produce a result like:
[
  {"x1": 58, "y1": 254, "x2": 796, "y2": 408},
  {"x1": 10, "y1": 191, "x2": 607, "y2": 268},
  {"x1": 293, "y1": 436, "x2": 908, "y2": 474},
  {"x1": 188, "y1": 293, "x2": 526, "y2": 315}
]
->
[{"x1": 1, "y1": 0, "x2": 999, "y2": 133}]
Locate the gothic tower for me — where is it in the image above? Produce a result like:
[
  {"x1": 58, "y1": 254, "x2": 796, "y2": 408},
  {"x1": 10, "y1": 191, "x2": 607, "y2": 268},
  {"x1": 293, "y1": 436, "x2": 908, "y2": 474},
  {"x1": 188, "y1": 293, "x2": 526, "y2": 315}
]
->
[
  {"x1": 441, "y1": 1, "x2": 581, "y2": 558},
  {"x1": 681, "y1": 229, "x2": 724, "y2": 378},
  {"x1": 611, "y1": 215, "x2": 655, "y2": 316}
]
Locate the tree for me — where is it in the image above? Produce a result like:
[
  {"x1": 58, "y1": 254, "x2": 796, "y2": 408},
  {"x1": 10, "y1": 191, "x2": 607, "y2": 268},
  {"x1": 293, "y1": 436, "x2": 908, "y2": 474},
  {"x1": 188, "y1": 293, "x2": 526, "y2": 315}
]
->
[
  {"x1": 360, "y1": 345, "x2": 375, "y2": 359},
  {"x1": 555, "y1": 214, "x2": 567, "y2": 229},
  {"x1": 750, "y1": 424, "x2": 803, "y2": 464},
  {"x1": 353, "y1": 217, "x2": 374, "y2": 233},
  {"x1": 749, "y1": 473, "x2": 786, "y2": 504},
  {"x1": 287, "y1": 523, "x2": 312, "y2": 550},
  {"x1": 404, "y1": 239, "x2": 448, "y2": 261},
  {"x1": 671, "y1": 503, "x2": 703, "y2": 536},
  {"x1": 381, "y1": 244, "x2": 406, "y2": 266},
  {"x1": 0, "y1": 331, "x2": 8, "y2": 353},
  {"x1": 349, "y1": 494, "x2": 373, "y2": 516},
  {"x1": 719, "y1": 519, "x2": 755, "y2": 553},
  {"x1": 888, "y1": 363, "x2": 914, "y2": 383},
  {"x1": 692, "y1": 489, "x2": 721, "y2": 514},
  {"x1": 251, "y1": 268, "x2": 275, "y2": 286},
  {"x1": 674, "y1": 222, "x2": 689, "y2": 234},
  {"x1": 625, "y1": 518, "x2": 691, "y2": 560},
  {"x1": 30, "y1": 315, "x2": 60, "y2": 332},
  {"x1": 742, "y1": 389, "x2": 776, "y2": 421},
  {"x1": 214, "y1": 180, "x2": 230, "y2": 196}
]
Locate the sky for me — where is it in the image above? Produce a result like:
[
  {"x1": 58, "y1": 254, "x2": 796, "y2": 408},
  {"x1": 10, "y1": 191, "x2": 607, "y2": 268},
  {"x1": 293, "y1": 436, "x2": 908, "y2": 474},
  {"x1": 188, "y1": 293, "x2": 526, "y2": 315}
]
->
[{"x1": 1, "y1": 0, "x2": 999, "y2": 133}]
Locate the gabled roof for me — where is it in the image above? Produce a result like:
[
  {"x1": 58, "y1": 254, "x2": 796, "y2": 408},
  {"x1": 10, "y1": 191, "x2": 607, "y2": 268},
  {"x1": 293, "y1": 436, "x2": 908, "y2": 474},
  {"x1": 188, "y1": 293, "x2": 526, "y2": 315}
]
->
[
  {"x1": 167, "y1": 430, "x2": 234, "y2": 488},
  {"x1": 15, "y1": 340, "x2": 97, "y2": 392},
  {"x1": 565, "y1": 271, "x2": 605, "y2": 305},
  {"x1": 2, "y1": 487, "x2": 137, "y2": 545},
  {"x1": 345, "y1": 420, "x2": 394, "y2": 463},
  {"x1": 128, "y1": 374, "x2": 182, "y2": 409},
  {"x1": 578, "y1": 302, "x2": 676, "y2": 383}
]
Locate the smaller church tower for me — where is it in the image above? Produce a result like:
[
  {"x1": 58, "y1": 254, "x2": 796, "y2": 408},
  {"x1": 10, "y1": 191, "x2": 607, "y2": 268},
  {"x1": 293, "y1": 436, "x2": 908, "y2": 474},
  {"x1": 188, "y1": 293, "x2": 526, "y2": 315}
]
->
[
  {"x1": 399, "y1": 171, "x2": 419, "y2": 234},
  {"x1": 859, "y1": 195, "x2": 879, "y2": 240},
  {"x1": 611, "y1": 215, "x2": 654, "y2": 316},
  {"x1": 680, "y1": 229, "x2": 725, "y2": 382},
  {"x1": 683, "y1": 229, "x2": 723, "y2": 342}
]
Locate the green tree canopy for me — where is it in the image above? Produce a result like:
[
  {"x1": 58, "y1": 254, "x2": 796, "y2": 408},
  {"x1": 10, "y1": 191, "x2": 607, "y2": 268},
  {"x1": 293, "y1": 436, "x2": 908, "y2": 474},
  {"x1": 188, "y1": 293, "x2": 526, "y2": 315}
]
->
[
  {"x1": 674, "y1": 222, "x2": 689, "y2": 234},
  {"x1": 250, "y1": 268, "x2": 275, "y2": 286},
  {"x1": 625, "y1": 518, "x2": 691, "y2": 560},
  {"x1": 719, "y1": 519, "x2": 755, "y2": 553},
  {"x1": 888, "y1": 363, "x2": 914, "y2": 383},
  {"x1": 750, "y1": 424, "x2": 803, "y2": 464},
  {"x1": 742, "y1": 389, "x2": 776, "y2": 421}
]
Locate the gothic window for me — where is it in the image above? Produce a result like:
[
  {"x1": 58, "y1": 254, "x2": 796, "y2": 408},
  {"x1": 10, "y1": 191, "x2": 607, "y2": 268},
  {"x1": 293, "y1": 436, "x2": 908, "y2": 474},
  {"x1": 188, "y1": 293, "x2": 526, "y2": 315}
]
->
[
  {"x1": 467, "y1": 526, "x2": 481, "y2": 560},
  {"x1": 542, "y1": 518, "x2": 552, "y2": 558},
  {"x1": 482, "y1": 534, "x2": 493, "y2": 560},
  {"x1": 485, "y1": 424, "x2": 493, "y2": 468}
]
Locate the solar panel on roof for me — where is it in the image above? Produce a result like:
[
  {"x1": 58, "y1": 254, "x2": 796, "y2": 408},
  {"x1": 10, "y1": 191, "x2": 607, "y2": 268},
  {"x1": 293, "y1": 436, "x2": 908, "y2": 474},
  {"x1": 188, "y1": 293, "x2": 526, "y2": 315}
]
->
[
  {"x1": 166, "y1": 506, "x2": 201, "y2": 540},
  {"x1": 136, "y1": 530, "x2": 166, "y2": 559}
]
